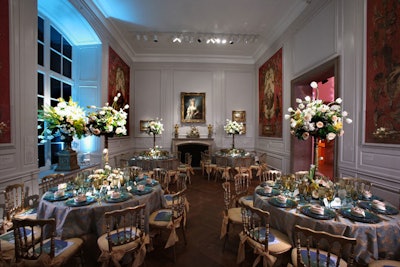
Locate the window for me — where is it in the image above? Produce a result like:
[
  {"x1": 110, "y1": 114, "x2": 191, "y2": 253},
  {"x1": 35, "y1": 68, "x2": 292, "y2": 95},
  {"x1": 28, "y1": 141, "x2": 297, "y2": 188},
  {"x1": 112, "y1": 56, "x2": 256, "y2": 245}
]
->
[{"x1": 37, "y1": 16, "x2": 74, "y2": 169}]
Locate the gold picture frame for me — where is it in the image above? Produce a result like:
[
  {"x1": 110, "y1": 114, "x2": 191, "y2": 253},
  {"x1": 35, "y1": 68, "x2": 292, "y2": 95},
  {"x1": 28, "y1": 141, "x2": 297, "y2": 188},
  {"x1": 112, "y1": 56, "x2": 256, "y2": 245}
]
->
[
  {"x1": 181, "y1": 92, "x2": 206, "y2": 123},
  {"x1": 232, "y1": 110, "x2": 246, "y2": 122},
  {"x1": 139, "y1": 120, "x2": 150, "y2": 132}
]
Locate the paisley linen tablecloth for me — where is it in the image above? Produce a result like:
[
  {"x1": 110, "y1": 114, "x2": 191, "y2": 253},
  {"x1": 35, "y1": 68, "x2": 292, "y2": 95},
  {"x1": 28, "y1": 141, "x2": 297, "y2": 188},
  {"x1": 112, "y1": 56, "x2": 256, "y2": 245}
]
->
[
  {"x1": 37, "y1": 185, "x2": 165, "y2": 239},
  {"x1": 253, "y1": 187, "x2": 400, "y2": 265}
]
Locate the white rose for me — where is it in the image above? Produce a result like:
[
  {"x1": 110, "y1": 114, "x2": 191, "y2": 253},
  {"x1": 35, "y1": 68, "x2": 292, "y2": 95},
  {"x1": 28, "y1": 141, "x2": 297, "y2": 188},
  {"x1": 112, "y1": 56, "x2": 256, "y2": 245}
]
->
[
  {"x1": 310, "y1": 81, "x2": 318, "y2": 89},
  {"x1": 327, "y1": 132, "x2": 336, "y2": 140}
]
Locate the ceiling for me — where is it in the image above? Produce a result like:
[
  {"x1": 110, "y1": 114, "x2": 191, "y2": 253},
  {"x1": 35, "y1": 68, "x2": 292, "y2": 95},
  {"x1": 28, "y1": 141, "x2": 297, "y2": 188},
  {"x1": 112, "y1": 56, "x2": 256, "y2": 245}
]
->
[
  {"x1": 89, "y1": 0, "x2": 311, "y2": 62},
  {"x1": 39, "y1": 0, "x2": 312, "y2": 63}
]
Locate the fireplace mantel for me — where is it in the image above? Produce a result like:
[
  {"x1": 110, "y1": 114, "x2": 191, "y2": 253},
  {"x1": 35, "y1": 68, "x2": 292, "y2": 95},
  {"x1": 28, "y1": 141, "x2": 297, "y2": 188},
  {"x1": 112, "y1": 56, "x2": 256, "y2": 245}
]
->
[{"x1": 172, "y1": 138, "x2": 215, "y2": 155}]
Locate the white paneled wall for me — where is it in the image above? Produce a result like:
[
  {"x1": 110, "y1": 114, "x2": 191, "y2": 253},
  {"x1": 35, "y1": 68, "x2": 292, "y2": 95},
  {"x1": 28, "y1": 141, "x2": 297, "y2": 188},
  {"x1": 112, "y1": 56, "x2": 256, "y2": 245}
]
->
[{"x1": 133, "y1": 64, "x2": 255, "y2": 153}]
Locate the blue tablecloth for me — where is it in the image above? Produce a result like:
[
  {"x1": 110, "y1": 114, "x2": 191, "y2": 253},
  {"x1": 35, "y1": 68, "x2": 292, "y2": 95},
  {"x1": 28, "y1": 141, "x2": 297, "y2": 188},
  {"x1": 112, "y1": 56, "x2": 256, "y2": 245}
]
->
[
  {"x1": 253, "y1": 186, "x2": 400, "y2": 265},
  {"x1": 37, "y1": 185, "x2": 165, "y2": 239}
]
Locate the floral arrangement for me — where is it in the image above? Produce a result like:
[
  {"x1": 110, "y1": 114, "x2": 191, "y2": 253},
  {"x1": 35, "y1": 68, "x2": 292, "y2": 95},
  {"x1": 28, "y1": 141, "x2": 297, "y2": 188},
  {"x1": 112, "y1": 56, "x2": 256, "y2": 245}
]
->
[
  {"x1": 223, "y1": 119, "x2": 245, "y2": 135},
  {"x1": 87, "y1": 93, "x2": 129, "y2": 137},
  {"x1": 38, "y1": 97, "x2": 87, "y2": 142},
  {"x1": 146, "y1": 118, "x2": 164, "y2": 135},
  {"x1": 284, "y1": 81, "x2": 352, "y2": 141},
  {"x1": 87, "y1": 163, "x2": 124, "y2": 189}
]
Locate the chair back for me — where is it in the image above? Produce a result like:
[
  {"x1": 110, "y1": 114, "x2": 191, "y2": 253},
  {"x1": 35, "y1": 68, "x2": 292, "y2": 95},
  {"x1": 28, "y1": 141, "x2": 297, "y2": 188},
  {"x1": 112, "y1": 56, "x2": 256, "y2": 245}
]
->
[
  {"x1": 13, "y1": 217, "x2": 56, "y2": 261},
  {"x1": 295, "y1": 171, "x2": 309, "y2": 180},
  {"x1": 221, "y1": 182, "x2": 233, "y2": 212},
  {"x1": 175, "y1": 173, "x2": 187, "y2": 192},
  {"x1": 184, "y1": 153, "x2": 192, "y2": 166},
  {"x1": 233, "y1": 173, "x2": 250, "y2": 197},
  {"x1": 294, "y1": 224, "x2": 357, "y2": 267},
  {"x1": 104, "y1": 204, "x2": 146, "y2": 252},
  {"x1": 128, "y1": 166, "x2": 142, "y2": 179},
  {"x1": 4, "y1": 183, "x2": 25, "y2": 220},
  {"x1": 153, "y1": 168, "x2": 169, "y2": 193},
  {"x1": 170, "y1": 189, "x2": 186, "y2": 223},
  {"x1": 24, "y1": 194, "x2": 40, "y2": 210},
  {"x1": 262, "y1": 170, "x2": 282, "y2": 182},
  {"x1": 259, "y1": 153, "x2": 267, "y2": 164},
  {"x1": 240, "y1": 202, "x2": 271, "y2": 252},
  {"x1": 39, "y1": 174, "x2": 65, "y2": 196}
]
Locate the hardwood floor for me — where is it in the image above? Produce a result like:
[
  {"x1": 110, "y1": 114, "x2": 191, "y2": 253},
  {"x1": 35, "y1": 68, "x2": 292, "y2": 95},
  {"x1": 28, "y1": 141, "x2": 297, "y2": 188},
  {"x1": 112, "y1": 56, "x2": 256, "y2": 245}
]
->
[{"x1": 144, "y1": 170, "x2": 264, "y2": 267}]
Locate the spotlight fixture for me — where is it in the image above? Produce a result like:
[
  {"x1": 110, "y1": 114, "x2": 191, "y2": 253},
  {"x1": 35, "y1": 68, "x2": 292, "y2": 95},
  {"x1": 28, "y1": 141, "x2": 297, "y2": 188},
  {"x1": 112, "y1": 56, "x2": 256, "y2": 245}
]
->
[{"x1": 173, "y1": 36, "x2": 182, "y2": 43}]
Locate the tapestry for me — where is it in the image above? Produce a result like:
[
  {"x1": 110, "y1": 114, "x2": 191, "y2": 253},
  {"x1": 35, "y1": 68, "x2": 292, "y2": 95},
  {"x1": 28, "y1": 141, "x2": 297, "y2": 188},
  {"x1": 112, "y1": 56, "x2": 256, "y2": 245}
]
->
[
  {"x1": 258, "y1": 48, "x2": 283, "y2": 137},
  {"x1": 108, "y1": 47, "x2": 130, "y2": 135},
  {"x1": 365, "y1": 0, "x2": 400, "y2": 144},
  {"x1": 0, "y1": 0, "x2": 11, "y2": 143}
]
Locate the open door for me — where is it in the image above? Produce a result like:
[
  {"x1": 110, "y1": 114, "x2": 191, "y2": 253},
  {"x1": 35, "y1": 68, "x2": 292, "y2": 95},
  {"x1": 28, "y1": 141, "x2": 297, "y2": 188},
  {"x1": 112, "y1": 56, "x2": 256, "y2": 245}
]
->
[{"x1": 290, "y1": 57, "x2": 339, "y2": 179}]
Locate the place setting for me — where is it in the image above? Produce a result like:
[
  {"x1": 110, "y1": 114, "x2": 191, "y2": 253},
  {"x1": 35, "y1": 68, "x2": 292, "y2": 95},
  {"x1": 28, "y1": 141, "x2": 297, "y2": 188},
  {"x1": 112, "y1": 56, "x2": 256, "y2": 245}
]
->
[
  {"x1": 128, "y1": 184, "x2": 153, "y2": 196},
  {"x1": 255, "y1": 184, "x2": 280, "y2": 197},
  {"x1": 268, "y1": 194, "x2": 298, "y2": 209},
  {"x1": 65, "y1": 194, "x2": 96, "y2": 207},
  {"x1": 358, "y1": 200, "x2": 399, "y2": 218},
  {"x1": 300, "y1": 204, "x2": 336, "y2": 220},
  {"x1": 104, "y1": 190, "x2": 132, "y2": 203},
  {"x1": 137, "y1": 177, "x2": 159, "y2": 187},
  {"x1": 338, "y1": 206, "x2": 382, "y2": 224},
  {"x1": 43, "y1": 190, "x2": 74, "y2": 202}
]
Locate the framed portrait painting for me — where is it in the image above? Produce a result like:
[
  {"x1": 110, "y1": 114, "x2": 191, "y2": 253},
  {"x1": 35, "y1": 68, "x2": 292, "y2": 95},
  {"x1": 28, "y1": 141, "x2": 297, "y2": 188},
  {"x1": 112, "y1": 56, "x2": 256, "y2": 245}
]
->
[
  {"x1": 108, "y1": 46, "x2": 130, "y2": 135},
  {"x1": 258, "y1": 48, "x2": 283, "y2": 137},
  {"x1": 232, "y1": 110, "x2": 246, "y2": 122},
  {"x1": 181, "y1": 92, "x2": 205, "y2": 123},
  {"x1": 365, "y1": 0, "x2": 400, "y2": 144}
]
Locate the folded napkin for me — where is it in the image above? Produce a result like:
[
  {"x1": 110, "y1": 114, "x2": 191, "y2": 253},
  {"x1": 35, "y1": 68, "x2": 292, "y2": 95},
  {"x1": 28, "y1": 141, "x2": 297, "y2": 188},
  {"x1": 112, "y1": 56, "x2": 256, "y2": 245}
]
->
[
  {"x1": 310, "y1": 205, "x2": 325, "y2": 215},
  {"x1": 351, "y1": 207, "x2": 365, "y2": 217},
  {"x1": 276, "y1": 195, "x2": 287, "y2": 204},
  {"x1": 362, "y1": 190, "x2": 372, "y2": 199},
  {"x1": 372, "y1": 200, "x2": 386, "y2": 211}
]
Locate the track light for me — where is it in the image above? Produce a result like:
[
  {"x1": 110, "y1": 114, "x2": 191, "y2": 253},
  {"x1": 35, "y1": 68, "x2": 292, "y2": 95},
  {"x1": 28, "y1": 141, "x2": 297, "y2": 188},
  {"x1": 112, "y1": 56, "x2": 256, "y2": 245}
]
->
[{"x1": 133, "y1": 32, "x2": 258, "y2": 46}]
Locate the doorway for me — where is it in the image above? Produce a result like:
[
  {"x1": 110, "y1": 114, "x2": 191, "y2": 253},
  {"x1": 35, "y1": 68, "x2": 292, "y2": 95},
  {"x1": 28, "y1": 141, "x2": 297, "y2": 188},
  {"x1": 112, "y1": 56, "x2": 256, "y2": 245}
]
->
[{"x1": 290, "y1": 57, "x2": 339, "y2": 179}]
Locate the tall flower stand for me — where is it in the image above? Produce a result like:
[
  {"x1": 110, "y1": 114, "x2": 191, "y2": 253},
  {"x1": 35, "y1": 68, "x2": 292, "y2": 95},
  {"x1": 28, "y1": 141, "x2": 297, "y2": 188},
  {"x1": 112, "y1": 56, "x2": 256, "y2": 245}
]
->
[
  {"x1": 56, "y1": 136, "x2": 80, "y2": 171},
  {"x1": 153, "y1": 133, "x2": 157, "y2": 149},
  {"x1": 231, "y1": 134, "x2": 235, "y2": 149}
]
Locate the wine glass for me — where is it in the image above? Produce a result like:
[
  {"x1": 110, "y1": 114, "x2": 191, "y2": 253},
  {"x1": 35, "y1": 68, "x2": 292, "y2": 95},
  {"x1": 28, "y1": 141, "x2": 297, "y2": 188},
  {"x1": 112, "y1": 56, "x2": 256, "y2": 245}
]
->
[
  {"x1": 351, "y1": 188, "x2": 359, "y2": 207},
  {"x1": 325, "y1": 188, "x2": 335, "y2": 209}
]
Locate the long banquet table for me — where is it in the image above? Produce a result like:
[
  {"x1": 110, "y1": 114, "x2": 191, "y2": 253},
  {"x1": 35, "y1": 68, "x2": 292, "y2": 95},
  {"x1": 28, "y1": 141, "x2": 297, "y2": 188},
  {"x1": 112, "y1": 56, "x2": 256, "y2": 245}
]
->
[
  {"x1": 37, "y1": 184, "x2": 165, "y2": 239},
  {"x1": 253, "y1": 186, "x2": 400, "y2": 265}
]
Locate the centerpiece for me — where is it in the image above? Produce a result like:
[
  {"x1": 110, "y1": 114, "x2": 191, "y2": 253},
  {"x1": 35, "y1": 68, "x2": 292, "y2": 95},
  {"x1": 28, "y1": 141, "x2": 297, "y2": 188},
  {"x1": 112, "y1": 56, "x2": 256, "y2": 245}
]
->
[
  {"x1": 285, "y1": 81, "x2": 352, "y2": 180},
  {"x1": 38, "y1": 97, "x2": 88, "y2": 171},
  {"x1": 146, "y1": 118, "x2": 164, "y2": 149},
  {"x1": 224, "y1": 119, "x2": 245, "y2": 149},
  {"x1": 87, "y1": 93, "x2": 129, "y2": 164}
]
